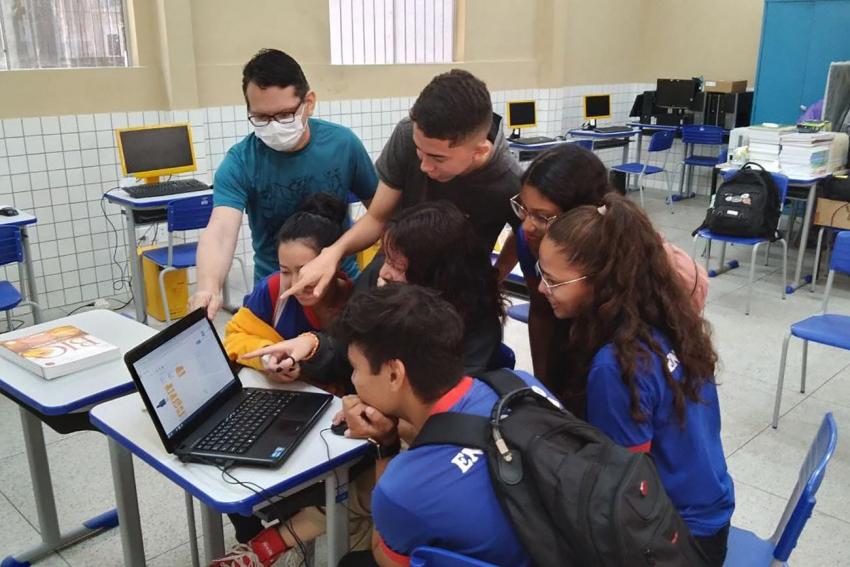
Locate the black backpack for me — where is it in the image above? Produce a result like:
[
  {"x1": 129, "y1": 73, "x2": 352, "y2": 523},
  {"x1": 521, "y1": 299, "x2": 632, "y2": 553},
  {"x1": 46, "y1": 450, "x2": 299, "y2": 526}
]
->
[
  {"x1": 693, "y1": 162, "x2": 782, "y2": 241},
  {"x1": 410, "y1": 370, "x2": 710, "y2": 567},
  {"x1": 824, "y1": 175, "x2": 850, "y2": 202}
]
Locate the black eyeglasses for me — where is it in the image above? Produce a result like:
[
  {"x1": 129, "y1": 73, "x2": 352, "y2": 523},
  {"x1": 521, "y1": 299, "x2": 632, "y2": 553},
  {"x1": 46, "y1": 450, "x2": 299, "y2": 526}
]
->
[
  {"x1": 510, "y1": 194, "x2": 559, "y2": 231},
  {"x1": 247, "y1": 102, "x2": 303, "y2": 127}
]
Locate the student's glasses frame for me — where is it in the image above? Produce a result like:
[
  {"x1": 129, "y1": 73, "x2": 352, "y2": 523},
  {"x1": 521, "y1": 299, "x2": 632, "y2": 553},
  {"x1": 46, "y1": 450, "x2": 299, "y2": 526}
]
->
[
  {"x1": 510, "y1": 194, "x2": 559, "y2": 231},
  {"x1": 536, "y1": 260, "x2": 593, "y2": 293}
]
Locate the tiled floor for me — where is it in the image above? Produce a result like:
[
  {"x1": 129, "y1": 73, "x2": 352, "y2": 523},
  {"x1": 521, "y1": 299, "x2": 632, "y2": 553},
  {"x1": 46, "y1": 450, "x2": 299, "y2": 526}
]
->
[{"x1": 2, "y1": 188, "x2": 850, "y2": 566}]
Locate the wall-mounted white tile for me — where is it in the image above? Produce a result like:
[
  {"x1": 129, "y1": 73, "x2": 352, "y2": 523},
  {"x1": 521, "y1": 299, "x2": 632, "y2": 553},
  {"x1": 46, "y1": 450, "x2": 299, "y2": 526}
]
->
[
  {"x1": 11, "y1": 173, "x2": 30, "y2": 192},
  {"x1": 9, "y1": 156, "x2": 29, "y2": 175},
  {"x1": 207, "y1": 107, "x2": 222, "y2": 122},
  {"x1": 79, "y1": 132, "x2": 97, "y2": 151},
  {"x1": 13, "y1": 191, "x2": 34, "y2": 210},
  {"x1": 0, "y1": 158, "x2": 8, "y2": 176},
  {"x1": 143, "y1": 111, "x2": 159, "y2": 125},
  {"x1": 30, "y1": 174, "x2": 49, "y2": 192},
  {"x1": 57, "y1": 116, "x2": 78, "y2": 135},
  {"x1": 94, "y1": 113, "x2": 111, "y2": 131},
  {"x1": 43, "y1": 135, "x2": 62, "y2": 154},
  {"x1": 6, "y1": 138, "x2": 25, "y2": 157},
  {"x1": 96, "y1": 131, "x2": 114, "y2": 148},
  {"x1": 45, "y1": 153, "x2": 65, "y2": 172},
  {"x1": 81, "y1": 149, "x2": 98, "y2": 168},
  {"x1": 0, "y1": 176, "x2": 11, "y2": 194},
  {"x1": 3, "y1": 119, "x2": 23, "y2": 138},
  {"x1": 128, "y1": 112, "x2": 144, "y2": 127},
  {"x1": 111, "y1": 112, "x2": 128, "y2": 129},
  {"x1": 22, "y1": 117, "x2": 42, "y2": 136},
  {"x1": 77, "y1": 114, "x2": 95, "y2": 132}
]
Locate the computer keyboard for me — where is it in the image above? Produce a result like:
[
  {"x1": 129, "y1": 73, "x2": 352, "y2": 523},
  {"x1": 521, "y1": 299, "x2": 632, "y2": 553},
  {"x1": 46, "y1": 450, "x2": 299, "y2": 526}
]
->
[
  {"x1": 195, "y1": 390, "x2": 296, "y2": 455},
  {"x1": 511, "y1": 136, "x2": 556, "y2": 146},
  {"x1": 594, "y1": 126, "x2": 633, "y2": 134},
  {"x1": 123, "y1": 179, "x2": 210, "y2": 199}
]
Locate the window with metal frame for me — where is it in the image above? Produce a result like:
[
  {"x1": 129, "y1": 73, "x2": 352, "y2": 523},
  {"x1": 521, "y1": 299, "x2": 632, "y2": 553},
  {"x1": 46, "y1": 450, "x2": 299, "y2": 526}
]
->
[
  {"x1": 329, "y1": 0, "x2": 455, "y2": 65},
  {"x1": 0, "y1": 0, "x2": 130, "y2": 71}
]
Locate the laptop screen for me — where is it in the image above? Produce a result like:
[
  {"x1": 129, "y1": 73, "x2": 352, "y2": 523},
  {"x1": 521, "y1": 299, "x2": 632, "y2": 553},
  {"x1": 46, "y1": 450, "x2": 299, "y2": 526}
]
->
[{"x1": 131, "y1": 317, "x2": 236, "y2": 438}]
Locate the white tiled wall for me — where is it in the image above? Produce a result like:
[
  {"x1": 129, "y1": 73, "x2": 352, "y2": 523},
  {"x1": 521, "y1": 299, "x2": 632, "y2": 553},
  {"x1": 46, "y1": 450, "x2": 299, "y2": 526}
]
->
[{"x1": 0, "y1": 82, "x2": 717, "y2": 317}]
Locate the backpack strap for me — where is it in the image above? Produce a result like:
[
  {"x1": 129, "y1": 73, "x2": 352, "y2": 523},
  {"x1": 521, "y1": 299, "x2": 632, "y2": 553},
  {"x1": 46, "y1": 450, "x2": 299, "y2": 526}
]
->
[
  {"x1": 473, "y1": 368, "x2": 529, "y2": 397},
  {"x1": 410, "y1": 412, "x2": 491, "y2": 451}
]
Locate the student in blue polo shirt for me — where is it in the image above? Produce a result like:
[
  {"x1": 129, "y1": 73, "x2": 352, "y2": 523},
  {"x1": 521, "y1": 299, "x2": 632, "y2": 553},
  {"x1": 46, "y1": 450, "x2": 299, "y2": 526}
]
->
[
  {"x1": 536, "y1": 193, "x2": 734, "y2": 567},
  {"x1": 212, "y1": 285, "x2": 535, "y2": 567},
  {"x1": 190, "y1": 48, "x2": 378, "y2": 320}
]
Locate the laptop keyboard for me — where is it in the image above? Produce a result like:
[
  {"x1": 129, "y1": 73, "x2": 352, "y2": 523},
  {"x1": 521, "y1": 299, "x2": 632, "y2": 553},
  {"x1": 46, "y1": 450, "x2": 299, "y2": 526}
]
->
[{"x1": 195, "y1": 390, "x2": 296, "y2": 455}]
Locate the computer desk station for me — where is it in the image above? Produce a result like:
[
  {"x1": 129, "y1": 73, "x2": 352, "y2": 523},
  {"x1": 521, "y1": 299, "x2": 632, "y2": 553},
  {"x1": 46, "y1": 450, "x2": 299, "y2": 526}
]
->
[{"x1": 105, "y1": 123, "x2": 222, "y2": 324}]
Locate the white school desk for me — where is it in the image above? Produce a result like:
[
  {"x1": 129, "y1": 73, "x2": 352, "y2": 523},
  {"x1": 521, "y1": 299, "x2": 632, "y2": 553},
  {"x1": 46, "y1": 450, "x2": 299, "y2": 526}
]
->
[
  {"x1": 104, "y1": 188, "x2": 215, "y2": 324},
  {"x1": 90, "y1": 370, "x2": 370, "y2": 567},
  {"x1": 0, "y1": 310, "x2": 156, "y2": 566},
  {"x1": 567, "y1": 128, "x2": 640, "y2": 165},
  {"x1": 0, "y1": 206, "x2": 40, "y2": 310}
]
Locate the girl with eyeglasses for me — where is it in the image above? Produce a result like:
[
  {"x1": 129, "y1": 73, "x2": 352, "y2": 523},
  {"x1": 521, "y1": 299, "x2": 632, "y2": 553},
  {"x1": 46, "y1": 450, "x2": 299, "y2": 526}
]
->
[
  {"x1": 507, "y1": 143, "x2": 707, "y2": 395},
  {"x1": 537, "y1": 193, "x2": 733, "y2": 567}
]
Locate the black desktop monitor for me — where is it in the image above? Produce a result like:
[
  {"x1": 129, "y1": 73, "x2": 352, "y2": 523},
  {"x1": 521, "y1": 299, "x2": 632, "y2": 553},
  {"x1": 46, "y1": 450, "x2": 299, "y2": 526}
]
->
[
  {"x1": 629, "y1": 94, "x2": 645, "y2": 118},
  {"x1": 584, "y1": 94, "x2": 611, "y2": 120},
  {"x1": 507, "y1": 101, "x2": 537, "y2": 129},
  {"x1": 117, "y1": 124, "x2": 196, "y2": 178},
  {"x1": 655, "y1": 79, "x2": 697, "y2": 108}
]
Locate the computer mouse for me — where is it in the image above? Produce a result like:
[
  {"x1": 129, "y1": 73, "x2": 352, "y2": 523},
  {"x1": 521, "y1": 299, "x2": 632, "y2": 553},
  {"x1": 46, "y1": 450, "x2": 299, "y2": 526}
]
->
[
  {"x1": 0, "y1": 207, "x2": 19, "y2": 217},
  {"x1": 331, "y1": 419, "x2": 348, "y2": 436}
]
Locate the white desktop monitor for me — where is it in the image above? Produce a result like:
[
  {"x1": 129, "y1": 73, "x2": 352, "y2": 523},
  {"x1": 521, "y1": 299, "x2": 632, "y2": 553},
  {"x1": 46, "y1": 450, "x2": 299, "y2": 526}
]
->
[
  {"x1": 116, "y1": 123, "x2": 197, "y2": 181},
  {"x1": 584, "y1": 94, "x2": 612, "y2": 120},
  {"x1": 507, "y1": 100, "x2": 537, "y2": 129}
]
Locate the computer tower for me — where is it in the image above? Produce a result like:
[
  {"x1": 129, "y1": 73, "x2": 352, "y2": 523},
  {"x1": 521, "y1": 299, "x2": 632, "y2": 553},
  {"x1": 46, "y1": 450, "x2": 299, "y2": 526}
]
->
[{"x1": 694, "y1": 92, "x2": 753, "y2": 129}]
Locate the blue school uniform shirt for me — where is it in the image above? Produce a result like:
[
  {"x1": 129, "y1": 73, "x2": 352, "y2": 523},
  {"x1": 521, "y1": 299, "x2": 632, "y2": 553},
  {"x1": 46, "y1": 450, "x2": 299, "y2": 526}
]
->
[
  {"x1": 372, "y1": 371, "x2": 554, "y2": 566},
  {"x1": 585, "y1": 332, "x2": 735, "y2": 537},
  {"x1": 241, "y1": 273, "x2": 323, "y2": 338},
  {"x1": 213, "y1": 118, "x2": 378, "y2": 282},
  {"x1": 515, "y1": 225, "x2": 540, "y2": 286}
]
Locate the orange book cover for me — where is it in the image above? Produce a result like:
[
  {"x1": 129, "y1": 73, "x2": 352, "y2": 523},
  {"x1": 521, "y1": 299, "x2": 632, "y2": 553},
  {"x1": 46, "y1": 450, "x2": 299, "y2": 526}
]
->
[{"x1": 0, "y1": 325, "x2": 120, "y2": 379}]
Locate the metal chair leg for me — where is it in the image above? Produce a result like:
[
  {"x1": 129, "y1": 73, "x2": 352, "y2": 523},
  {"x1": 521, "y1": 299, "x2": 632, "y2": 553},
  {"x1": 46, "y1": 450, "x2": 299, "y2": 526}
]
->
[
  {"x1": 781, "y1": 238, "x2": 788, "y2": 301},
  {"x1": 813, "y1": 227, "x2": 826, "y2": 293},
  {"x1": 662, "y1": 170, "x2": 675, "y2": 213},
  {"x1": 747, "y1": 243, "x2": 760, "y2": 315},
  {"x1": 773, "y1": 330, "x2": 793, "y2": 428},
  {"x1": 159, "y1": 267, "x2": 174, "y2": 324},
  {"x1": 5, "y1": 310, "x2": 12, "y2": 332},
  {"x1": 801, "y1": 340, "x2": 808, "y2": 394}
]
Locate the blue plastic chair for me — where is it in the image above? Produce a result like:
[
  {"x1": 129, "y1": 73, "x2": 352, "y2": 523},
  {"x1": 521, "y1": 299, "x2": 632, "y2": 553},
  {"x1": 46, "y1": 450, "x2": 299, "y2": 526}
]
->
[
  {"x1": 411, "y1": 547, "x2": 496, "y2": 567},
  {"x1": 773, "y1": 231, "x2": 850, "y2": 427},
  {"x1": 571, "y1": 139, "x2": 593, "y2": 151},
  {"x1": 487, "y1": 342, "x2": 516, "y2": 371},
  {"x1": 610, "y1": 130, "x2": 675, "y2": 209},
  {"x1": 507, "y1": 302, "x2": 529, "y2": 324},
  {"x1": 693, "y1": 171, "x2": 790, "y2": 315},
  {"x1": 0, "y1": 227, "x2": 42, "y2": 330},
  {"x1": 675, "y1": 125, "x2": 725, "y2": 201},
  {"x1": 812, "y1": 227, "x2": 845, "y2": 293},
  {"x1": 141, "y1": 195, "x2": 248, "y2": 323},
  {"x1": 724, "y1": 413, "x2": 838, "y2": 566}
]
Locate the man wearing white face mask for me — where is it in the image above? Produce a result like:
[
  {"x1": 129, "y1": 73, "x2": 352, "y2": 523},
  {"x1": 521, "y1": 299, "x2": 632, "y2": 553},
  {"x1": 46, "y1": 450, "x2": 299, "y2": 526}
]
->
[{"x1": 190, "y1": 49, "x2": 378, "y2": 319}]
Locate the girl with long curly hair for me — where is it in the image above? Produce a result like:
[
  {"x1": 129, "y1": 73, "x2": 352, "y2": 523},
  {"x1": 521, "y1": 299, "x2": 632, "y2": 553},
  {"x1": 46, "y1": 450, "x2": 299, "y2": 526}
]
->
[{"x1": 537, "y1": 193, "x2": 734, "y2": 567}]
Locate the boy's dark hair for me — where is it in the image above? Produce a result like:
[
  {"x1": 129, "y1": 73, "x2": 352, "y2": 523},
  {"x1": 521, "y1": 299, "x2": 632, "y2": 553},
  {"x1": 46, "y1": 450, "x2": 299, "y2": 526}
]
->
[
  {"x1": 333, "y1": 285, "x2": 464, "y2": 404},
  {"x1": 409, "y1": 69, "x2": 492, "y2": 146},
  {"x1": 521, "y1": 143, "x2": 612, "y2": 211},
  {"x1": 276, "y1": 193, "x2": 346, "y2": 253},
  {"x1": 242, "y1": 49, "x2": 309, "y2": 103}
]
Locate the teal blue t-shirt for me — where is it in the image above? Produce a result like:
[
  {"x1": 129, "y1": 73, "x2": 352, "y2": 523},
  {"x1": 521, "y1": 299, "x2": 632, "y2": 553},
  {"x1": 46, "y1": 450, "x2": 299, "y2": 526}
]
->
[{"x1": 213, "y1": 118, "x2": 378, "y2": 282}]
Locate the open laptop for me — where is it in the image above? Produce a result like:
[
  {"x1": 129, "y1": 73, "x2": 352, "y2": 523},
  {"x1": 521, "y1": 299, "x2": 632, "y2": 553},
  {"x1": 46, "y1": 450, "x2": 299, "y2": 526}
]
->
[{"x1": 124, "y1": 308, "x2": 333, "y2": 467}]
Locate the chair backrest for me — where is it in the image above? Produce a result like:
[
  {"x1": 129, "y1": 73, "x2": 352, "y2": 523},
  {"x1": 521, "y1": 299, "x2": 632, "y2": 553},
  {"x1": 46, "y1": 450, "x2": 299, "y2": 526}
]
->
[
  {"x1": 572, "y1": 139, "x2": 593, "y2": 151},
  {"x1": 0, "y1": 226, "x2": 24, "y2": 267},
  {"x1": 648, "y1": 130, "x2": 675, "y2": 153},
  {"x1": 166, "y1": 195, "x2": 214, "y2": 233},
  {"x1": 410, "y1": 547, "x2": 497, "y2": 567},
  {"x1": 486, "y1": 342, "x2": 516, "y2": 371},
  {"x1": 681, "y1": 124, "x2": 724, "y2": 146},
  {"x1": 770, "y1": 413, "x2": 838, "y2": 562},
  {"x1": 821, "y1": 230, "x2": 850, "y2": 313}
]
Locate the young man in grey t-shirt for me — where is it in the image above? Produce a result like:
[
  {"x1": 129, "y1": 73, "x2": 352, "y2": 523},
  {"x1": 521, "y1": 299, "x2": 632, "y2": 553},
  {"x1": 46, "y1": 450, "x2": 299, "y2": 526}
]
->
[{"x1": 286, "y1": 69, "x2": 522, "y2": 300}]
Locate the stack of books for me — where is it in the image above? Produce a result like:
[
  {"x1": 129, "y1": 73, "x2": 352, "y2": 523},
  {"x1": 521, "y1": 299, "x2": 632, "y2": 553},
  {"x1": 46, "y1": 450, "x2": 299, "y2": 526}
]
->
[
  {"x1": 779, "y1": 132, "x2": 834, "y2": 179},
  {"x1": 747, "y1": 124, "x2": 796, "y2": 171}
]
